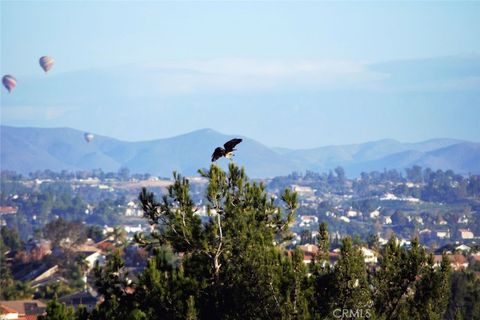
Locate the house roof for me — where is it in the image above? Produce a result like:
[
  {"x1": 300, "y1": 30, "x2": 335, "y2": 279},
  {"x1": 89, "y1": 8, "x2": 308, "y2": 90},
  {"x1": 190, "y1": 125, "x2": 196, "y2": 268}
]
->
[
  {"x1": 0, "y1": 206, "x2": 18, "y2": 214},
  {"x1": 0, "y1": 300, "x2": 46, "y2": 316},
  {"x1": 73, "y1": 244, "x2": 101, "y2": 253},
  {"x1": 96, "y1": 239, "x2": 115, "y2": 252},
  {"x1": 297, "y1": 244, "x2": 318, "y2": 254},
  {"x1": 31, "y1": 275, "x2": 68, "y2": 288},
  {"x1": 1, "y1": 304, "x2": 19, "y2": 314},
  {"x1": 59, "y1": 290, "x2": 99, "y2": 306},
  {"x1": 434, "y1": 254, "x2": 468, "y2": 265}
]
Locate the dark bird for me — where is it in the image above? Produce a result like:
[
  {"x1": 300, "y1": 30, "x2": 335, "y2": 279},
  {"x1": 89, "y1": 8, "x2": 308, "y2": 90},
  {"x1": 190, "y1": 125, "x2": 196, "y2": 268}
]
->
[{"x1": 211, "y1": 138, "x2": 243, "y2": 162}]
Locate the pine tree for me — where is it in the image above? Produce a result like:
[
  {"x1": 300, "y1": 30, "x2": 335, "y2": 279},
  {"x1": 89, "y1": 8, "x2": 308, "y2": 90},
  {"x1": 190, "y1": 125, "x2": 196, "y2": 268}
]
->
[
  {"x1": 310, "y1": 221, "x2": 333, "y2": 318},
  {"x1": 330, "y1": 237, "x2": 371, "y2": 317},
  {"x1": 186, "y1": 295, "x2": 197, "y2": 320},
  {"x1": 317, "y1": 222, "x2": 330, "y2": 265},
  {"x1": 107, "y1": 226, "x2": 127, "y2": 248},
  {"x1": 373, "y1": 236, "x2": 427, "y2": 319},
  {"x1": 446, "y1": 270, "x2": 480, "y2": 320},
  {"x1": 38, "y1": 299, "x2": 76, "y2": 320},
  {"x1": 133, "y1": 249, "x2": 196, "y2": 319},
  {"x1": 76, "y1": 305, "x2": 89, "y2": 320},
  {"x1": 135, "y1": 163, "x2": 301, "y2": 319},
  {"x1": 408, "y1": 253, "x2": 451, "y2": 320},
  {"x1": 90, "y1": 250, "x2": 140, "y2": 319},
  {"x1": 373, "y1": 234, "x2": 404, "y2": 318}
]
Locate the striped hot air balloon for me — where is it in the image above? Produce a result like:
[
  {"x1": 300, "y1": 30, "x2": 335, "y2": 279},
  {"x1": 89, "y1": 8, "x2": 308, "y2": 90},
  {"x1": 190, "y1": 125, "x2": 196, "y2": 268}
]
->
[
  {"x1": 39, "y1": 56, "x2": 55, "y2": 73},
  {"x1": 84, "y1": 133, "x2": 94, "y2": 143},
  {"x1": 2, "y1": 75, "x2": 17, "y2": 93}
]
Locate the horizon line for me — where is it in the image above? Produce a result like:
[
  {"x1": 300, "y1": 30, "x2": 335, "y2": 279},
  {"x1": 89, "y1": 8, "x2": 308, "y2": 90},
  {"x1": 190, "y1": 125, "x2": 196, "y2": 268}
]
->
[{"x1": 1, "y1": 124, "x2": 477, "y2": 150}]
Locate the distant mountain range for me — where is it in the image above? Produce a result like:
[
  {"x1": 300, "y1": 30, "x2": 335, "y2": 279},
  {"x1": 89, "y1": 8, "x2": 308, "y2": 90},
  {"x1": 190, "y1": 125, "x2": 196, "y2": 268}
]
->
[{"x1": 1, "y1": 125, "x2": 479, "y2": 178}]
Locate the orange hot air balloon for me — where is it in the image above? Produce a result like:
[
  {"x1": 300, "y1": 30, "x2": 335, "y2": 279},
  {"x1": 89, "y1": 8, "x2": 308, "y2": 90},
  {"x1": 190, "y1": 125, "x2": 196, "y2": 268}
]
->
[
  {"x1": 39, "y1": 56, "x2": 55, "y2": 73},
  {"x1": 84, "y1": 133, "x2": 95, "y2": 143},
  {"x1": 2, "y1": 75, "x2": 17, "y2": 93}
]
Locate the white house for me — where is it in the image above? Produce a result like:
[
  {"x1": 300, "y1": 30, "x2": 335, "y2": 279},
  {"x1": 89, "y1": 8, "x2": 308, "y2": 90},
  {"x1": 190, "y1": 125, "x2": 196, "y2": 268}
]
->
[
  {"x1": 360, "y1": 247, "x2": 378, "y2": 264},
  {"x1": 369, "y1": 208, "x2": 381, "y2": 219},
  {"x1": 458, "y1": 229, "x2": 475, "y2": 240},
  {"x1": 437, "y1": 230, "x2": 451, "y2": 239},
  {"x1": 380, "y1": 193, "x2": 398, "y2": 201},
  {"x1": 84, "y1": 251, "x2": 106, "y2": 270},
  {"x1": 412, "y1": 216, "x2": 424, "y2": 225},
  {"x1": 383, "y1": 216, "x2": 392, "y2": 225},
  {"x1": 419, "y1": 228, "x2": 432, "y2": 235},
  {"x1": 299, "y1": 215, "x2": 318, "y2": 227},
  {"x1": 124, "y1": 201, "x2": 143, "y2": 217},
  {"x1": 347, "y1": 209, "x2": 359, "y2": 218},
  {"x1": 300, "y1": 215, "x2": 319, "y2": 224},
  {"x1": 455, "y1": 244, "x2": 471, "y2": 252},
  {"x1": 291, "y1": 185, "x2": 316, "y2": 197},
  {"x1": 124, "y1": 224, "x2": 143, "y2": 234},
  {"x1": 457, "y1": 215, "x2": 469, "y2": 224}
]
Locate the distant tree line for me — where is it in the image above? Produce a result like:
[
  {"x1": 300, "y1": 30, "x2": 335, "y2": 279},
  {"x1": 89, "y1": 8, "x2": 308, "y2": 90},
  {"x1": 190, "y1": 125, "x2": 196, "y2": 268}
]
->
[
  {"x1": 1, "y1": 167, "x2": 156, "y2": 182},
  {"x1": 269, "y1": 165, "x2": 480, "y2": 203}
]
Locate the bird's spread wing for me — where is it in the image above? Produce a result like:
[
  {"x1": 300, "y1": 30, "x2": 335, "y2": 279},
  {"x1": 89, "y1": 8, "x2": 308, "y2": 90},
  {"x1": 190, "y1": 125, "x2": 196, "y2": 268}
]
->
[
  {"x1": 223, "y1": 138, "x2": 242, "y2": 152},
  {"x1": 211, "y1": 147, "x2": 225, "y2": 162}
]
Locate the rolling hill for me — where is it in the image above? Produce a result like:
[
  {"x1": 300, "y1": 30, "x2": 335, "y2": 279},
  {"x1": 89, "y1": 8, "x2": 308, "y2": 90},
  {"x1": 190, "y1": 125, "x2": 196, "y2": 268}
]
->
[{"x1": 1, "y1": 125, "x2": 479, "y2": 177}]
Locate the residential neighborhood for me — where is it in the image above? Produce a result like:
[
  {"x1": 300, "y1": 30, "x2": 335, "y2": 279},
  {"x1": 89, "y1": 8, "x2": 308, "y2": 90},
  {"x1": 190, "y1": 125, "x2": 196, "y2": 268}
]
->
[{"x1": 1, "y1": 165, "x2": 479, "y2": 318}]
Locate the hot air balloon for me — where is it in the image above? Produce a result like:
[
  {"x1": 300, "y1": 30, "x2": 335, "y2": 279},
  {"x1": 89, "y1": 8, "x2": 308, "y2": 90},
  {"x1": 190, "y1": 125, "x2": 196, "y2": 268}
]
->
[
  {"x1": 84, "y1": 133, "x2": 94, "y2": 143},
  {"x1": 39, "y1": 56, "x2": 55, "y2": 73},
  {"x1": 2, "y1": 75, "x2": 17, "y2": 93}
]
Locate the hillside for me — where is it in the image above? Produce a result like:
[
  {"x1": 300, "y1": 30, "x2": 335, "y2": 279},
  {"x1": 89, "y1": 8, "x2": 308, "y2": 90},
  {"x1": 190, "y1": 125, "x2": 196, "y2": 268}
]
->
[
  {"x1": 0, "y1": 126, "x2": 302, "y2": 177},
  {"x1": 1, "y1": 125, "x2": 479, "y2": 177}
]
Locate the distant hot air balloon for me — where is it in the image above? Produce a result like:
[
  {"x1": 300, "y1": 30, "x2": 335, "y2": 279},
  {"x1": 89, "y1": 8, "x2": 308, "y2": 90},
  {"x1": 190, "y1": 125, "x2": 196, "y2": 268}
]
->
[
  {"x1": 39, "y1": 56, "x2": 55, "y2": 73},
  {"x1": 2, "y1": 75, "x2": 17, "y2": 93},
  {"x1": 84, "y1": 133, "x2": 94, "y2": 143}
]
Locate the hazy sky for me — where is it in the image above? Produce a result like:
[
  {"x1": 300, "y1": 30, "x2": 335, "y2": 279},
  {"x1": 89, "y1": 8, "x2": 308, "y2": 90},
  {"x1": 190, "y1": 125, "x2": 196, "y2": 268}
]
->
[{"x1": 1, "y1": 1, "x2": 480, "y2": 148}]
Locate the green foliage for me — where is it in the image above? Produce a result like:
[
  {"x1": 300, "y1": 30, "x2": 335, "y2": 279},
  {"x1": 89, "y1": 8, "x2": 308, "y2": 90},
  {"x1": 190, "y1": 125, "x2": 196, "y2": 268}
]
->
[
  {"x1": 47, "y1": 163, "x2": 465, "y2": 320},
  {"x1": 367, "y1": 233, "x2": 380, "y2": 251},
  {"x1": 373, "y1": 236, "x2": 452, "y2": 320},
  {"x1": 38, "y1": 299, "x2": 76, "y2": 320},
  {"x1": 76, "y1": 305, "x2": 90, "y2": 320},
  {"x1": 34, "y1": 281, "x2": 75, "y2": 300},
  {"x1": 134, "y1": 252, "x2": 198, "y2": 318},
  {"x1": 114, "y1": 163, "x2": 302, "y2": 319},
  {"x1": 44, "y1": 218, "x2": 86, "y2": 249},
  {"x1": 86, "y1": 198, "x2": 120, "y2": 226},
  {"x1": 107, "y1": 226, "x2": 127, "y2": 248},
  {"x1": 0, "y1": 268, "x2": 34, "y2": 300},
  {"x1": 331, "y1": 237, "x2": 372, "y2": 315},
  {"x1": 86, "y1": 225, "x2": 104, "y2": 242},
  {"x1": 408, "y1": 253, "x2": 450, "y2": 319},
  {"x1": 317, "y1": 222, "x2": 329, "y2": 263},
  {"x1": 373, "y1": 235, "x2": 424, "y2": 319},
  {"x1": 90, "y1": 250, "x2": 133, "y2": 319},
  {"x1": 1, "y1": 226, "x2": 22, "y2": 252},
  {"x1": 0, "y1": 238, "x2": 34, "y2": 300},
  {"x1": 445, "y1": 270, "x2": 480, "y2": 320}
]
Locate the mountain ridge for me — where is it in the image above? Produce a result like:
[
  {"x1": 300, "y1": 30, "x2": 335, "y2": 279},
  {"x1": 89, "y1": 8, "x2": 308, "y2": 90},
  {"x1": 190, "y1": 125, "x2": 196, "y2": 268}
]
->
[{"x1": 1, "y1": 125, "x2": 479, "y2": 177}]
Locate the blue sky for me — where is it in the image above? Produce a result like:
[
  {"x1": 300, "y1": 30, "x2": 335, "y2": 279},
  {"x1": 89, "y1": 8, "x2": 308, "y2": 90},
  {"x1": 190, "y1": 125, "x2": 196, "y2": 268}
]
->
[{"x1": 1, "y1": 1, "x2": 480, "y2": 148}]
